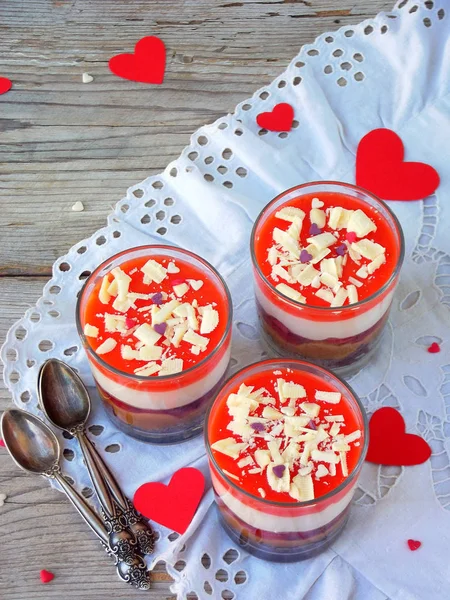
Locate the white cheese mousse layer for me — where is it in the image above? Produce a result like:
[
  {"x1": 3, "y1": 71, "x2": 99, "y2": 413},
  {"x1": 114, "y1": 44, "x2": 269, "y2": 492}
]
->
[
  {"x1": 256, "y1": 284, "x2": 394, "y2": 341},
  {"x1": 213, "y1": 471, "x2": 356, "y2": 533},
  {"x1": 91, "y1": 345, "x2": 231, "y2": 410}
]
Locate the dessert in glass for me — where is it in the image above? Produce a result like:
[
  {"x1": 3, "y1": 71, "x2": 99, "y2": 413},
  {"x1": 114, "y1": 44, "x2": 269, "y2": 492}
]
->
[
  {"x1": 251, "y1": 182, "x2": 404, "y2": 377},
  {"x1": 206, "y1": 359, "x2": 368, "y2": 562},
  {"x1": 76, "y1": 245, "x2": 232, "y2": 443}
]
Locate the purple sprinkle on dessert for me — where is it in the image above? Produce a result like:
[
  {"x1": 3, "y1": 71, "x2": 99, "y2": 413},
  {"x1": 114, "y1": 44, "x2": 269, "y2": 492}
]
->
[
  {"x1": 250, "y1": 422, "x2": 265, "y2": 432},
  {"x1": 308, "y1": 420, "x2": 317, "y2": 430},
  {"x1": 309, "y1": 223, "x2": 322, "y2": 236},
  {"x1": 300, "y1": 249, "x2": 313, "y2": 264},
  {"x1": 335, "y1": 244, "x2": 346, "y2": 256},
  {"x1": 272, "y1": 464, "x2": 286, "y2": 478},
  {"x1": 153, "y1": 322, "x2": 167, "y2": 335},
  {"x1": 151, "y1": 292, "x2": 163, "y2": 305}
]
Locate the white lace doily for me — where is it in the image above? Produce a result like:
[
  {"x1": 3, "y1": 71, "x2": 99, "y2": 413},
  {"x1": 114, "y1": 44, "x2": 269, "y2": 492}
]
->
[{"x1": 2, "y1": 1, "x2": 450, "y2": 598}]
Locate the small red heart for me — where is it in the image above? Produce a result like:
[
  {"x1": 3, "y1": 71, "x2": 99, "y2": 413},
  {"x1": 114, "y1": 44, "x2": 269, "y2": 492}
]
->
[
  {"x1": 40, "y1": 569, "x2": 55, "y2": 584},
  {"x1": 366, "y1": 407, "x2": 431, "y2": 466},
  {"x1": 133, "y1": 467, "x2": 205, "y2": 535},
  {"x1": 0, "y1": 439, "x2": 5, "y2": 447},
  {"x1": 346, "y1": 231, "x2": 357, "y2": 243},
  {"x1": 356, "y1": 128, "x2": 440, "y2": 201},
  {"x1": 109, "y1": 36, "x2": 166, "y2": 84},
  {"x1": 256, "y1": 103, "x2": 294, "y2": 132},
  {"x1": 0, "y1": 77, "x2": 12, "y2": 95},
  {"x1": 407, "y1": 539, "x2": 422, "y2": 551},
  {"x1": 427, "y1": 342, "x2": 441, "y2": 354}
]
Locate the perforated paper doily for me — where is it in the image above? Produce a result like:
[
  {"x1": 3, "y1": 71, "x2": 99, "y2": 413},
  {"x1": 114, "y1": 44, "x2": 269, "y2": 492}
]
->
[{"x1": 2, "y1": 1, "x2": 450, "y2": 598}]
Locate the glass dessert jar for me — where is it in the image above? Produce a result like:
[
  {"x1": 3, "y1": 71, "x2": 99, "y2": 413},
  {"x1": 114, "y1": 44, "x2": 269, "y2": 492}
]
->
[
  {"x1": 206, "y1": 359, "x2": 368, "y2": 562},
  {"x1": 251, "y1": 181, "x2": 404, "y2": 377},
  {"x1": 76, "y1": 245, "x2": 232, "y2": 444}
]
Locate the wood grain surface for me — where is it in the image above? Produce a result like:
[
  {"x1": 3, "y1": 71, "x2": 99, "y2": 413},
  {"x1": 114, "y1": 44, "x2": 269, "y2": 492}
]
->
[{"x1": 0, "y1": 1, "x2": 393, "y2": 598}]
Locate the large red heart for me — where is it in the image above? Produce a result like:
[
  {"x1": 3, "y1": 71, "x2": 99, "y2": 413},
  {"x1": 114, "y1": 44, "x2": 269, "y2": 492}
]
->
[
  {"x1": 356, "y1": 128, "x2": 440, "y2": 201},
  {"x1": 133, "y1": 467, "x2": 205, "y2": 534},
  {"x1": 0, "y1": 77, "x2": 12, "y2": 95},
  {"x1": 256, "y1": 103, "x2": 294, "y2": 132},
  {"x1": 366, "y1": 407, "x2": 431, "y2": 466},
  {"x1": 109, "y1": 36, "x2": 166, "y2": 84}
]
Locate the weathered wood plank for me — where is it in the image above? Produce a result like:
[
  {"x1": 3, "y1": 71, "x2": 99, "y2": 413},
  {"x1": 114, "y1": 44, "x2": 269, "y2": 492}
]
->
[{"x1": 0, "y1": 0, "x2": 393, "y2": 273}]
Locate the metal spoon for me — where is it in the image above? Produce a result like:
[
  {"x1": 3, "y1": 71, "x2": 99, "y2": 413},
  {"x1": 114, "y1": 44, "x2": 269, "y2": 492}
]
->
[
  {"x1": 1, "y1": 408, "x2": 151, "y2": 590},
  {"x1": 1, "y1": 407, "x2": 108, "y2": 542},
  {"x1": 38, "y1": 358, "x2": 154, "y2": 555}
]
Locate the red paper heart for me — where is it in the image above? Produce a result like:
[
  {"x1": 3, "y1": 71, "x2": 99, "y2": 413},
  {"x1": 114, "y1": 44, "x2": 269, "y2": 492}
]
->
[
  {"x1": 40, "y1": 569, "x2": 55, "y2": 584},
  {"x1": 356, "y1": 128, "x2": 440, "y2": 201},
  {"x1": 109, "y1": 36, "x2": 166, "y2": 84},
  {"x1": 256, "y1": 103, "x2": 294, "y2": 132},
  {"x1": 133, "y1": 467, "x2": 205, "y2": 534},
  {"x1": 366, "y1": 407, "x2": 431, "y2": 466},
  {"x1": 407, "y1": 539, "x2": 422, "y2": 551},
  {"x1": 427, "y1": 342, "x2": 441, "y2": 353},
  {"x1": 0, "y1": 77, "x2": 12, "y2": 95}
]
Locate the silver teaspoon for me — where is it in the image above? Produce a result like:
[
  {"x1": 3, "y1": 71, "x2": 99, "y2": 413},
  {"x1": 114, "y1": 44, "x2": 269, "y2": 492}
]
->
[
  {"x1": 38, "y1": 358, "x2": 154, "y2": 555},
  {"x1": 1, "y1": 408, "x2": 151, "y2": 590}
]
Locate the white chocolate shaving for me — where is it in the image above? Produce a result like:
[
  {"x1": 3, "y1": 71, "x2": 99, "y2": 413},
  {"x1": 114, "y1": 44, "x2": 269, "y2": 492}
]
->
[
  {"x1": 347, "y1": 209, "x2": 377, "y2": 238},
  {"x1": 254, "y1": 449, "x2": 271, "y2": 469},
  {"x1": 211, "y1": 437, "x2": 247, "y2": 459},
  {"x1": 273, "y1": 227, "x2": 300, "y2": 258},
  {"x1": 351, "y1": 239, "x2": 385, "y2": 261},
  {"x1": 134, "y1": 362, "x2": 161, "y2": 376},
  {"x1": 96, "y1": 338, "x2": 117, "y2": 355},
  {"x1": 346, "y1": 284, "x2": 359, "y2": 304},
  {"x1": 300, "y1": 402, "x2": 320, "y2": 418},
  {"x1": 306, "y1": 232, "x2": 336, "y2": 250},
  {"x1": 367, "y1": 253, "x2": 386, "y2": 274},
  {"x1": 153, "y1": 299, "x2": 180, "y2": 324},
  {"x1": 275, "y1": 283, "x2": 305, "y2": 303},
  {"x1": 275, "y1": 206, "x2": 305, "y2": 223},
  {"x1": 311, "y1": 449, "x2": 340, "y2": 464},
  {"x1": 315, "y1": 390, "x2": 341, "y2": 404},
  {"x1": 173, "y1": 283, "x2": 189, "y2": 297},
  {"x1": 141, "y1": 259, "x2": 167, "y2": 284},
  {"x1": 183, "y1": 329, "x2": 209, "y2": 350},
  {"x1": 99, "y1": 276, "x2": 111, "y2": 304},
  {"x1": 84, "y1": 324, "x2": 99, "y2": 338},
  {"x1": 297, "y1": 264, "x2": 320, "y2": 286},
  {"x1": 134, "y1": 323, "x2": 162, "y2": 347},
  {"x1": 310, "y1": 208, "x2": 326, "y2": 228}
]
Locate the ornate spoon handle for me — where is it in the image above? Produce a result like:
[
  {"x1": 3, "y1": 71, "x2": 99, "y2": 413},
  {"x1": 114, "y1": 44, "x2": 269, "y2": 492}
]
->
[
  {"x1": 83, "y1": 433, "x2": 155, "y2": 555},
  {"x1": 53, "y1": 470, "x2": 151, "y2": 590},
  {"x1": 71, "y1": 435, "x2": 151, "y2": 589}
]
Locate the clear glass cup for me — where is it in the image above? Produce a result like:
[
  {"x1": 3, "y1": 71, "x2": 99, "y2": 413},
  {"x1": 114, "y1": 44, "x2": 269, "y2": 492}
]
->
[
  {"x1": 250, "y1": 181, "x2": 405, "y2": 377},
  {"x1": 76, "y1": 245, "x2": 232, "y2": 444},
  {"x1": 205, "y1": 359, "x2": 368, "y2": 562}
]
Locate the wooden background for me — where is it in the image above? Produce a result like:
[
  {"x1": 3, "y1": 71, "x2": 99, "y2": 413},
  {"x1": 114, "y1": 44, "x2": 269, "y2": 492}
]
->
[{"x1": 0, "y1": 1, "x2": 393, "y2": 598}]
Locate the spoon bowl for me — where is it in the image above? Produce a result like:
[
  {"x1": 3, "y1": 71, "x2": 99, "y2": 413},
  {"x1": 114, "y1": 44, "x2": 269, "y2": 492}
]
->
[
  {"x1": 1, "y1": 408, "x2": 60, "y2": 474},
  {"x1": 38, "y1": 358, "x2": 91, "y2": 430}
]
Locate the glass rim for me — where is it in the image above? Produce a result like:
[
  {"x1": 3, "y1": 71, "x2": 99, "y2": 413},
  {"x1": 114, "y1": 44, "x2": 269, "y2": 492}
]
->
[
  {"x1": 250, "y1": 180, "x2": 405, "y2": 313},
  {"x1": 75, "y1": 244, "x2": 233, "y2": 382},
  {"x1": 205, "y1": 357, "x2": 369, "y2": 509}
]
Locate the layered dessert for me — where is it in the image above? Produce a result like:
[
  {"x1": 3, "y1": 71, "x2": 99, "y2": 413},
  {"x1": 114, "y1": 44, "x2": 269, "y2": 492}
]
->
[
  {"x1": 77, "y1": 245, "x2": 232, "y2": 443},
  {"x1": 251, "y1": 182, "x2": 404, "y2": 376},
  {"x1": 206, "y1": 359, "x2": 367, "y2": 562}
]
